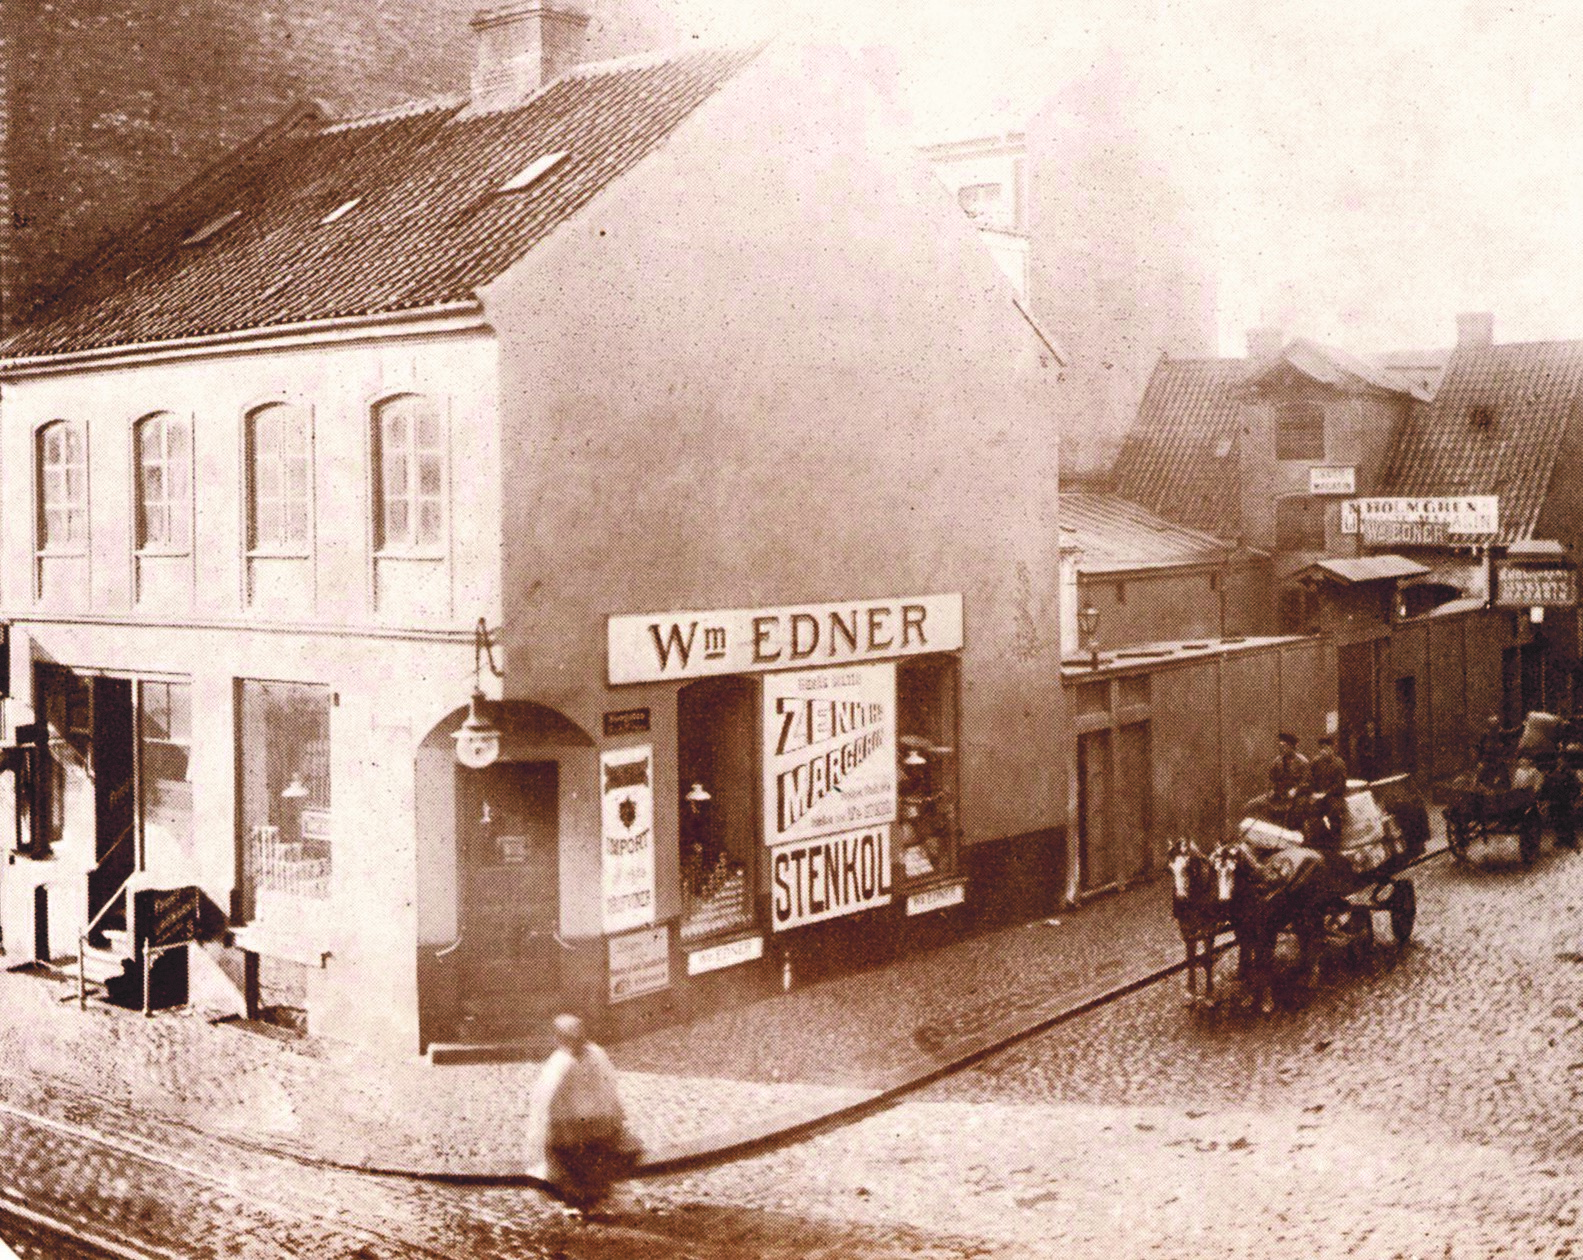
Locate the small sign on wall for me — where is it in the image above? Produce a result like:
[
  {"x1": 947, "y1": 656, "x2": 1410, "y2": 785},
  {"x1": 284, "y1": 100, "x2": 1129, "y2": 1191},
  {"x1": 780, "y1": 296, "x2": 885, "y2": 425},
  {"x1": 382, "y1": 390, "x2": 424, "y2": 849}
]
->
[
  {"x1": 608, "y1": 925, "x2": 669, "y2": 1003},
  {"x1": 686, "y1": 934, "x2": 764, "y2": 976},
  {"x1": 1308, "y1": 466, "x2": 1356, "y2": 495}
]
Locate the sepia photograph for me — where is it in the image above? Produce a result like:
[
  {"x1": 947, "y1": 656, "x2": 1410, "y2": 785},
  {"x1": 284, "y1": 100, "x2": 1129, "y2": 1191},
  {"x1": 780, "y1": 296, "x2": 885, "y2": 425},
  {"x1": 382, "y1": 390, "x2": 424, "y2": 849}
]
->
[{"x1": 0, "y1": 0, "x2": 1578, "y2": 1255}]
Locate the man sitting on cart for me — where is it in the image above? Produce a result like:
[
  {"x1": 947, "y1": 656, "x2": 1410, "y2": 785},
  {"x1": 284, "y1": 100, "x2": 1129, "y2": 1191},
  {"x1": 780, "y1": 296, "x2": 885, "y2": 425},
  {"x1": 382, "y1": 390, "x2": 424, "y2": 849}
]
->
[
  {"x1": 1268, "y1": 732, "x2": 1311, "y2": 832},
  {"x1": 1475, "y1": 715, "x2": 1516, "y2": 790},
  {"x1": 1308, "y1": 735, "x2": 1349, "y2": 850}
]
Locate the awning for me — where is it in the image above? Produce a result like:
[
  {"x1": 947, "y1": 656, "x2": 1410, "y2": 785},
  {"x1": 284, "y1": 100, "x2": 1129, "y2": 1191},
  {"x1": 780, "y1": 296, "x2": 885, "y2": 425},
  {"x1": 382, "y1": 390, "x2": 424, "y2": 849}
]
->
[{"x1": 1297, "y1": 554, "x2": 1430, "y2": 585}]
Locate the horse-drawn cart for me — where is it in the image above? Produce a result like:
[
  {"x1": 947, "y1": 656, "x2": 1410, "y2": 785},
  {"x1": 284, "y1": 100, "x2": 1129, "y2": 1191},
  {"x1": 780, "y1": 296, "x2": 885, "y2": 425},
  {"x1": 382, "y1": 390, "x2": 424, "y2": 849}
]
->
[
  {"x1": 1445, "y1": 711, "x2": 1573, "y2": 864},
  {"x1": 1443, "y1": 779, "x2": 1542, "y2": 863}
]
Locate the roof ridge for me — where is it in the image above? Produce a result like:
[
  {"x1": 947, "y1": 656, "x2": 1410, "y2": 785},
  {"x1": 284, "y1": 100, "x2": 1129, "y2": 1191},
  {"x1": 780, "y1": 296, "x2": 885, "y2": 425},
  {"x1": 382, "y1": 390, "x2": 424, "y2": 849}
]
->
[{"x1": 321, "y1": 93, "x2": 467, "y2": 133}]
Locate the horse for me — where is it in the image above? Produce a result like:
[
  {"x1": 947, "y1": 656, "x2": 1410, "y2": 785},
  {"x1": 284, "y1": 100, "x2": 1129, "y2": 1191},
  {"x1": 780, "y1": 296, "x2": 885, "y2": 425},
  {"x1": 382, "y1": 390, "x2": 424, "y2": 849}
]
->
[
  {"x1": 1211, "y1": 839, "x2": 1335, "y2": 1015},
  {"x1": 1167, "y1": 838, "x2": 1225, "y2": 1007}
]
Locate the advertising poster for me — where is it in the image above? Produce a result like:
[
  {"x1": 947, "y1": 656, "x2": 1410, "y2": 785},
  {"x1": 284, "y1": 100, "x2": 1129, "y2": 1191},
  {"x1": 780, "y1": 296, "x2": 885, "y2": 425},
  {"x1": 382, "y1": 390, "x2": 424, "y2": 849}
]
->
[
  {"x1": 770, "y1": 826, "x2": 893, "y2": 930},
  {"x1": 762, "y1": 663, "x2": 897, "y2": 849},
  {"x1": 600, "y1": 745, "x2": 655, "y2": 933},
  {"x1": 608, "y1": 925, "x2": 669, "y2": 1003}
]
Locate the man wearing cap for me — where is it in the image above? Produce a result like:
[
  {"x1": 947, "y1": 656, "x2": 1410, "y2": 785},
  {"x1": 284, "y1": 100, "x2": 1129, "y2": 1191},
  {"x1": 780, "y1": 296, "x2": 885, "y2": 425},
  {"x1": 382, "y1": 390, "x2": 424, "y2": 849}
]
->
[
  {"x1": 1268, "y1": 732, "x2": 1311, "y2": 831},
  {"x1": 1309, "y1": 735, "x2": 1349, "y2": 850}
]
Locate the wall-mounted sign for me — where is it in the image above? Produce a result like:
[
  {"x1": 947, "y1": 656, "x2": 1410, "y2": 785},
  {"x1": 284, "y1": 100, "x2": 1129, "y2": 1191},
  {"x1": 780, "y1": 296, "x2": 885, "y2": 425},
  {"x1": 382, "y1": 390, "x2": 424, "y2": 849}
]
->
[
  {"x1": 1309, "y1": 466, "x2": 1356, "y2": 496},
  {"x1": 906, "y1": 880, "x2": 966, "y2": 917},
  {"x1": 603, "y1": 708, "x2": 650, "y2": 737},
  {"x1": 686, "y1": 933, "x2": 764, "y2": 976},
  {"x1": 1497, "y1": 567, "x2": 1578, "y2": 608},
  {"x1": 770, "y1": 827, "x2": 893, "y2": 930},
  {"x1": 1341, "y1": 495, "x2": 1498, "y2": 540},
  {"x1": 762, "y1": 664, "x2": 897, "y2": 848},
  {"x1": 608, "y1": 925, "x2": 669, "y2": 1003},
  {"x1": 600, "y1": 745, "x2": 655, "y2": 933},
  {"x1": 608, "y1": 594, "x2": 962, "y2": 684},
  {"x1": 1359, "y1": 519, "x2": 1450, "y2": 547}
]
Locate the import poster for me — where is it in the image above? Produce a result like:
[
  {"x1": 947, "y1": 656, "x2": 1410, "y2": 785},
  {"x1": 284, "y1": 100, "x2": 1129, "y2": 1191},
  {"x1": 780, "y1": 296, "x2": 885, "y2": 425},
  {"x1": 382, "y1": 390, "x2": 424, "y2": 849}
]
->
[
  {"x1": 600, "y1": 745, "x2": 655, "y2": 933},
  {"x1": 762, "y1": 663, "x2": 897, "y2": 848}
]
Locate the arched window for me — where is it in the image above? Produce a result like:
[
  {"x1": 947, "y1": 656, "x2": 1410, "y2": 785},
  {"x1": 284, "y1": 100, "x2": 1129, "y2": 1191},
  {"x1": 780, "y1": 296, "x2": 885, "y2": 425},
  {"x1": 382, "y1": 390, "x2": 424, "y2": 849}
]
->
[
  {"x1": 135, "y1": 412, "x2": 190, "y2": 551},
  {"x1": 246, "y1": 403, "x2": 311, "y2": 552},
  {"x1": 372, "y1": 394, "x2": 444, "y2": 552},
  {"x1": 37, "y1": 420, "x2": 87, "y2": 552}
]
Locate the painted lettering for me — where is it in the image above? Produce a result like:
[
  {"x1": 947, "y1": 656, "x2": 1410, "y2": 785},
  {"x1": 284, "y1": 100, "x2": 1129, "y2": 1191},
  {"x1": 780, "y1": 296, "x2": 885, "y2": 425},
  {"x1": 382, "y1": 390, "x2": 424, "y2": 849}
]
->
[
  {"x1": 866, "y1": 606, "x2": 893, "y2": 650},
  {"x1": 752, "y1": 615, "x2": 782, "y2": 663},
  {"x1": 773, "y1": 852, "x2": 792, "y2": 923},
  {"x1": 790, "y1": 613, "x2": 819, "y2": 660},
  {"x1": 829, "y1": 609, "x2": 859, "y2": 655},
  {"x1": 901, "y1": 603, "x2": 927, "y2": 647},
  {"x1": 647, "y1": 621, "x2": 697, "y2": 670}
]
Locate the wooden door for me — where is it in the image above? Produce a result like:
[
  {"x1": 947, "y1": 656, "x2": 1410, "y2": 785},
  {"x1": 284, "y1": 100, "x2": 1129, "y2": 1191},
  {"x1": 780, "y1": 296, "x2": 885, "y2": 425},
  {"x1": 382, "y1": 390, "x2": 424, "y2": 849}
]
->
[
  {"x1": 1115, "y1": 722, "x2": 1152, "y2": 883},
  {"x1": 1077, "y1": 729, "x2": 1115, "y2": 893},
  {"x1": 454, "y1": 761, "x2": 561, "y2": 1041}
]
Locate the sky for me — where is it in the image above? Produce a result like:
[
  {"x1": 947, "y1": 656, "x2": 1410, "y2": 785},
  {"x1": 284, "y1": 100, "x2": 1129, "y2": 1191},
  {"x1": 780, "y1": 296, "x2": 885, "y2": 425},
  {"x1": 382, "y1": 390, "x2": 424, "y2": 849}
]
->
[{"x1": 644, "y1": 0, "x2": 1583, "y2": 356}]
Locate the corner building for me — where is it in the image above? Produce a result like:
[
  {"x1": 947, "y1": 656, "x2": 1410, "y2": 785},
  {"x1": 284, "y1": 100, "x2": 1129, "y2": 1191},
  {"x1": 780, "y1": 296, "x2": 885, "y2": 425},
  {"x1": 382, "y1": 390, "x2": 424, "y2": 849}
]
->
[{"x1": 0, "y1": 19, "x2": 1065, "y2": 1055}]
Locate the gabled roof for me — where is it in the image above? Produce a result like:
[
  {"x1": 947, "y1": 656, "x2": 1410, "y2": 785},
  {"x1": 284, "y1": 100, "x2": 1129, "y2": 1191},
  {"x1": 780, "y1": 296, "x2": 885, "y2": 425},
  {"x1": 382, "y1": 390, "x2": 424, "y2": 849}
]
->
[
  {"x1": 1111, "y1": 355, "x2": 1246, "y2": 538},
  {"x1": 2, "y1": 46, "x2": 761, "y2": 361},
  {"x1": 1061, "y1": 491, "x2": 1256, "y2": 574},
  {"x1": 1379, "y1": 339, "x2": 1583, "y2": 543},
  {"x1": 1253, "y1": 337, "x2": 1431, "y2": 401}
]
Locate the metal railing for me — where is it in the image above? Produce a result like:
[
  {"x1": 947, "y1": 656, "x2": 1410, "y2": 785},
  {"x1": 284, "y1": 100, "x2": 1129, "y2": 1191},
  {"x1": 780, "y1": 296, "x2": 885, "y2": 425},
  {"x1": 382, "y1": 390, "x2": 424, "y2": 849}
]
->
[{"x1": 78, "y1": 868, "x2": 137, "y2": 1010}]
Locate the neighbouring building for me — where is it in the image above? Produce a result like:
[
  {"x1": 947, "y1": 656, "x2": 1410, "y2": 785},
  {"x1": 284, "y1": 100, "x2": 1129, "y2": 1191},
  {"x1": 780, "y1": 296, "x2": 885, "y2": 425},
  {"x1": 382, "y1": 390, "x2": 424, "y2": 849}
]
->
[{"x1": 0, "y1": 17, "x2": 1067, "y2": 1056}]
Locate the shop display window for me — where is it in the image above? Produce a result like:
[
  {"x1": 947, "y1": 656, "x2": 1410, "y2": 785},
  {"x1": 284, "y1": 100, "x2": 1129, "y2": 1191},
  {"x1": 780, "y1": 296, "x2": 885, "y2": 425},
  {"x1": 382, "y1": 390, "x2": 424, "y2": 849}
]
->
[
  {"x1": 238, "y1": 680, "x2": 332, "y2": 915},
  {"x1": 677, "y1": 676, "x2": 756, "y2": 940},
  {"x1": 896, "y1": 655, "x2": 960, "y2": 881}
]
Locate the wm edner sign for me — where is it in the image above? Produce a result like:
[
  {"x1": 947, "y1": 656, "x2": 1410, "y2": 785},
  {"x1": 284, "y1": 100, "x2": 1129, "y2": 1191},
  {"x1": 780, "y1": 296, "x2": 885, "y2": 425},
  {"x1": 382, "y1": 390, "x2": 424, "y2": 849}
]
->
[{"x1": 607, "y1": 594, "x2": 963, "y2": 685}]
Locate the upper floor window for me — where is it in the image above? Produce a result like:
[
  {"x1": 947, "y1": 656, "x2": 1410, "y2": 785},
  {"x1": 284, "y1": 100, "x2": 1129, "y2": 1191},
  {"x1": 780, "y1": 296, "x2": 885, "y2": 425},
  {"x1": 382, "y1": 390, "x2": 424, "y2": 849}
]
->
[
  {"x1": 1275, "y1": 401, "x2": 1324, "y2": 461},
  {"x1": 135, "y1": 412, "x2": 190, "y2": 552},
  {"x1": 246, "y1": 403, "x2": 311, "y2": 554},
  {"x1": 37, "y1": 420, "x2": 87, "y2": 553},
  {"x1": 1275, "y1": 495, "x2": 1326, "y2": 551},
  {"x1": 957, "y1": 182, "x2": 1003, "y2": 222},
  {"x1": 372, "y1": 394, "x2": 445, "y2": 552}
]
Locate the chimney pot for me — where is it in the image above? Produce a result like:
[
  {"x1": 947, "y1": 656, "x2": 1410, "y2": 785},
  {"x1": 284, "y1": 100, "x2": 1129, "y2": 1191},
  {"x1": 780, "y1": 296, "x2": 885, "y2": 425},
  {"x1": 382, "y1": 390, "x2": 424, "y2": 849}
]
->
[
  {"x1": 1246, "y1": 326, "x2": 1284, "y2": 362},
  {"x1": 471, "y1": 3, "x2": 590, "y2": 112},
  {"x1": 1456, "y1": 311, "x2": 1494, "y2": 347}
]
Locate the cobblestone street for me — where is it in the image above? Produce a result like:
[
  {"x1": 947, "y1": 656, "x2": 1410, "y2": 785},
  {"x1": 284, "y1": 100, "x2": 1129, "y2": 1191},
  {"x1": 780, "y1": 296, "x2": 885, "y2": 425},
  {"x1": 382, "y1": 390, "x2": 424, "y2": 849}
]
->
[{"x1": 638, "y1": 839, "x2": 1583, "y2": 1258}]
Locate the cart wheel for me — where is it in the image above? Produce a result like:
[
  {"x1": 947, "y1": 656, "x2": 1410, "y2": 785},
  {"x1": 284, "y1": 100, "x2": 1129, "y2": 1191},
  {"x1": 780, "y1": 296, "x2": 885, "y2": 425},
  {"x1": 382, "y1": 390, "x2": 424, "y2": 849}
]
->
[
  {"x1": 1520, "y1": 811, "x2": 1542, "y2": 865},
  {"x1": 1389, "y1": 879, "x2": 1416, "y2": 945}
]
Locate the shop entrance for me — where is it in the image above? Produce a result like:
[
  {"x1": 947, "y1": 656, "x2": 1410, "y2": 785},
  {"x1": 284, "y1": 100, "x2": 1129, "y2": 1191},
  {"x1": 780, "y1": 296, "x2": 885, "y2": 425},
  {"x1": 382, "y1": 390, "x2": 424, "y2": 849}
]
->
[{"x1": 454, "y1": 761, "x2": 561, "y2": 1041}]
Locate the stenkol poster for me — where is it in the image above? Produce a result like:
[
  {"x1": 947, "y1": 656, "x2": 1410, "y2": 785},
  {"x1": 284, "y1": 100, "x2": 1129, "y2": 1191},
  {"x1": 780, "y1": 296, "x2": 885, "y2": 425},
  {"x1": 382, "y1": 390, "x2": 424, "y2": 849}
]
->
[
  {"x1": 600, "y1": 745, "x2": 655, "y2": 933},
  {"x1": 762, "y1": 663, "x2": 897, "y2": 848}
]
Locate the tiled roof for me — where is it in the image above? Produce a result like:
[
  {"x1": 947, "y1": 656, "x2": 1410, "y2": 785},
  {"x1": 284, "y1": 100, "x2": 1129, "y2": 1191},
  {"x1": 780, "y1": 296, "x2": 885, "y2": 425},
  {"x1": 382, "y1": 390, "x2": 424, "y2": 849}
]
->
[
  {"x1": 1062, "y1": 492, "x2": 1250, "y2": 573},
  {"x1": 1111, "y1": 355, "x2": 1246, "y2": 538},
  {"x1": 2, "y1": 47, "x2": 761, "y2": 360},
  {"x1": 1261, "y1": 338, "x2": 1431, "y2": 401},
  {"x1": 1379, "y1": 339, "x2": 1583, "y2": 543}
]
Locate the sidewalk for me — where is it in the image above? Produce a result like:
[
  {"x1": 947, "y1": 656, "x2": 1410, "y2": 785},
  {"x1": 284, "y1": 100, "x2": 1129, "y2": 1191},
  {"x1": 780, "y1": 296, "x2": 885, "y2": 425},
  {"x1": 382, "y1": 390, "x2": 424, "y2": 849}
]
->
[{"x1": 1, "y1": 817, "x2": 1442, "y2": 1185}]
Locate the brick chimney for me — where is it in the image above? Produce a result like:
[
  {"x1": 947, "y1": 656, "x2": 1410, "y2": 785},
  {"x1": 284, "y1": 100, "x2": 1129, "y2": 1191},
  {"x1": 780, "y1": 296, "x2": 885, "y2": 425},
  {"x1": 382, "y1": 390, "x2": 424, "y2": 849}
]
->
[
  {"x1": 1246, "y1": 326, "x2": 1284, "y2": 362},
  {"x1": 470, "y1": 3, "x2": 590, "y2": 112},
  {"x1": 1456, "y1": 311, "x2": 1494, "y2": 347}
]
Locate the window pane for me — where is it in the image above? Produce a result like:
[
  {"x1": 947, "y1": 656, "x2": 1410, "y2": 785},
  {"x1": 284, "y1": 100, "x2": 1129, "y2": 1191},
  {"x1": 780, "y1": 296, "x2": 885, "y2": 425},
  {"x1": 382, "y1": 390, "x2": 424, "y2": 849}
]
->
[
  {"x1": 386, "y1": 499, "x2": 409, "y2": 544},
  {"x1": 417, "y1": 456, "x2": 442, "y2": 496},
  {"x1": 418, "y1": 500, "x2": 442, "y2": 545}
]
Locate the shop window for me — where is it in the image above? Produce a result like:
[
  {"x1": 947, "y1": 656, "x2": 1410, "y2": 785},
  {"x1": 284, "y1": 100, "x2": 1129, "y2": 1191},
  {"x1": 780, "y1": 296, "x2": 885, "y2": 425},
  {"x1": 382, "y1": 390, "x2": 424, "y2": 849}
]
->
[
  {"x1": 1275, "y1": 401, "x2": 1324, "y2": 461},
  {"x1": 372, "y1": 394, "x2": 445, "y2": 553},
  {"x1": 245, "y1": 403, "x2": 311, "y2": 554},
  {"x1": 29, "y1": 663, "x2": 92, "y2": 858},
  {"x1": 896, "y1": 655, "x2": 960, "y2": 881},
  {"x1": 677, "y1": 676, "x2": 756, "y2": 941},
  {"x1": 1275, "y1": 496, "x2": 1325, "y2": 551},
  {"x1": 134, "y1": 412, "x2": 191, "y2": 552},
  {"x1": 139, "y1": 681, "x2": 192, "y2": 867},
  {"x1": 238, "y1": 680, "x2": 332, "y2": 915},
  {"x1": 37, "y1": 419, "x2": 87, "y2": 554}
]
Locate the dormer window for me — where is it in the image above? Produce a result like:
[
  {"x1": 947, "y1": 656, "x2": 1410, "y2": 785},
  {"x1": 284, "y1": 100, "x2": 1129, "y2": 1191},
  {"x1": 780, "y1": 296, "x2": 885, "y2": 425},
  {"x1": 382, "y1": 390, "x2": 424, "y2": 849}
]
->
[
  {"x1": 500, "y1": 151, "x2": 569, "y2": 193},
  {"x1": 320, "y1": 198, "x2": 361, "y2": 226},
  {"x1": 182, "y1": 210, "x2": 241, "y2": 246}
]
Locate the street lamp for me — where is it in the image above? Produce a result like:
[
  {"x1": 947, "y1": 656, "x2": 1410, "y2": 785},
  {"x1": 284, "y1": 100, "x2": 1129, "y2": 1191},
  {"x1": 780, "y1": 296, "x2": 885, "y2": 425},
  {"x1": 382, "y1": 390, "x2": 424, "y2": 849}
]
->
[
  {"x1": 453, "y1": 618, "x2": 505, "y2": 768},
  {"x1": 1077, "y1": 603, "x2": 1101, "y2": 670}
]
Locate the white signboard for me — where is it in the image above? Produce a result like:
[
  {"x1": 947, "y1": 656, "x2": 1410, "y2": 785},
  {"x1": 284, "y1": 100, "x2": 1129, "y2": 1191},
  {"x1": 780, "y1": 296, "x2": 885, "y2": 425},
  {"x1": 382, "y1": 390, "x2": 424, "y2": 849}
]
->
[
  {"x1": 608, "y1": 925, "x2": 669, "y2": 1003},
  {"x1": 770, "y1": 827, "x2": 893, "y2": 930},
  {"x1": 599, "y1": 745, "x2": 655, "y2": 933},
  {"x1": 907, "y1": 881, "x2": 967, "y2": 916},
  {"x1": 686, "y1": 934, "x2": 764, "y2": 976},
  {"x1": 1308, "y1": 466, "x2": 1356, "y2": 495},
  {"x1": 607, "y1": 594, "x2": 962, "y2": 684},
  {"x1": 763, "y1": 663, "x2": 897, "y2": 849},
  {"x1": 1340, "y1": 495, "x2": 1499, "y2": 539}
]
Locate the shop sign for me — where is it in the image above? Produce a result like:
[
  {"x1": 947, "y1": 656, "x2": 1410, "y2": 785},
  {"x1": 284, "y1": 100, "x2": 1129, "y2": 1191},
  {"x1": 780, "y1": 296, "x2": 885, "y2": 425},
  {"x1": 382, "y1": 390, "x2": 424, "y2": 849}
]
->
[
  {"x1": 686, "y1": 934, "x2": 763, "y2": 976},
  {"x1": 1497, "y1": 566, "x2": 1578, "y2": 608},
  {"x1": 1359, "y1": 519, "x2": 1449, "y2": 547},
  {"x1": 607, "y1": 594, "x2": 963, "y2": 684},
  {"x1": 600, "y1": 745, "x2": 655, "y2": 933},
  {"x1": 603, "y1": 708, "x2": 650, "y2": 737},
  {"x1": 1340, "y1": 495, "x2": 1498, "y2": 540},
  {"x1": 770, "y1": 827, "x2": 892, "y2": 930},
  {"x1": 763, "y1": 664, "x2": 897, "y2": 848},
  {"x1": 139, "y1": 886, "x2": 201, "y2": 950},
  {"x1": 906, "y1": 880, "x2": 966, "y2": 916},
  {"x1": 608, "y1": 925, "x2": 669, "y2": 1003},
  {"x1": 1308, "y1": 466, "x2": 1356, "y2": 495}
]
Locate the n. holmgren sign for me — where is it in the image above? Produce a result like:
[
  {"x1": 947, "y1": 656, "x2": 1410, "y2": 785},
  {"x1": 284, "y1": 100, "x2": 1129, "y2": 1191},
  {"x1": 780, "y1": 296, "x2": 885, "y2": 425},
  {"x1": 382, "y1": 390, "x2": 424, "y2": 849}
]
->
[
  {"x1": 607, "y1": 594, "x2": 963, "y2": 684},
  {"x1": 1340, "y1": 496, "x2": 1499, "y2": 540}
]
